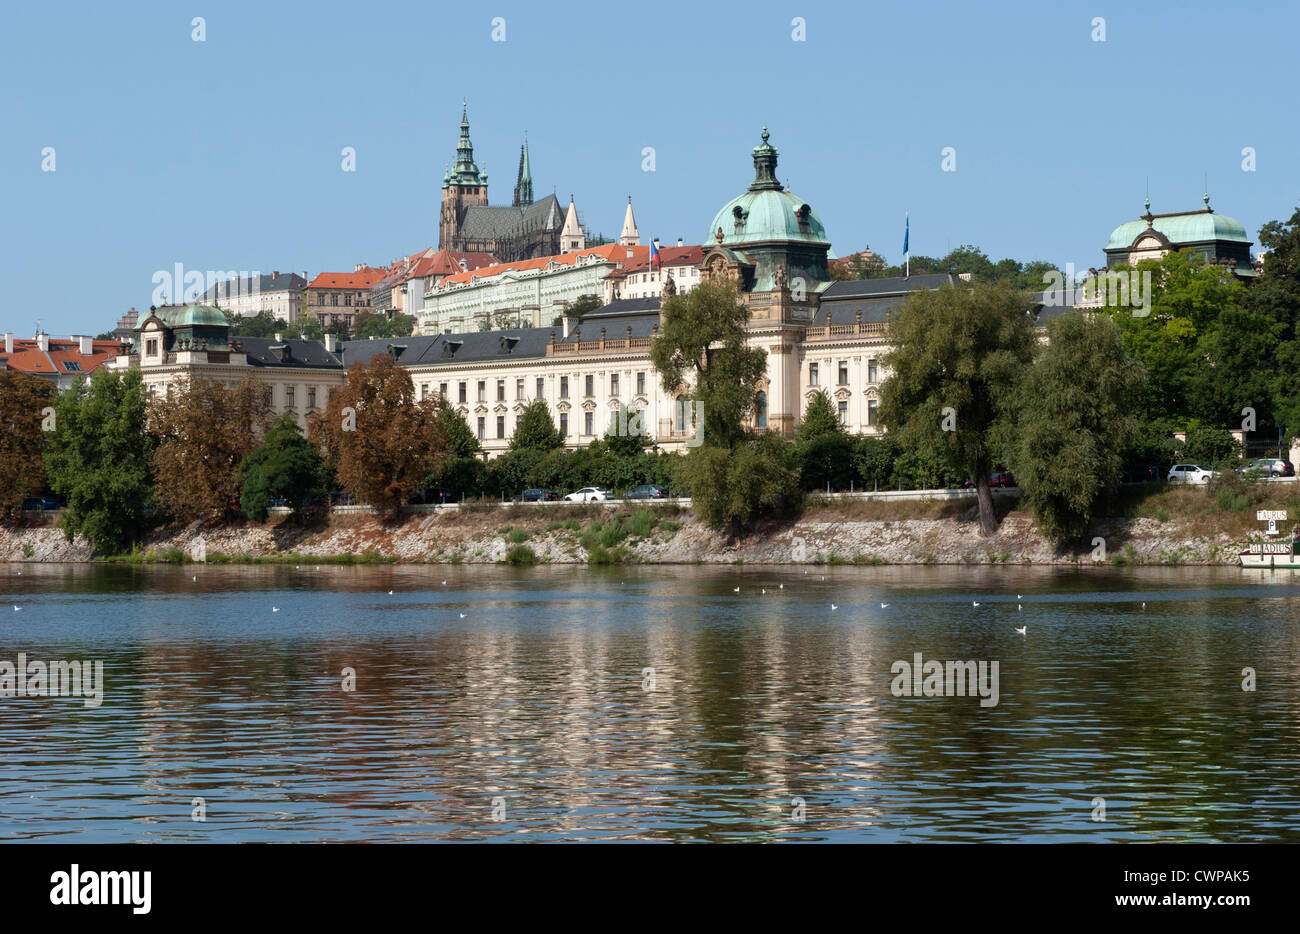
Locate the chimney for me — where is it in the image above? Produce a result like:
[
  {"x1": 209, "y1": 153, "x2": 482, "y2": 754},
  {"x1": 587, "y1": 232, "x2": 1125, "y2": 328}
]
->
[
  {"x1": 36, "y1": 332, "x2": 49, "y2": 352},
  {"x1": 272, "y1": 271, "x2": 280, "y2": 278},
  {"x1": 3, "y1": 333, "x2": 12, "y2": 354},
  {"x1": 677, "y1": 237, "x2": 683, "y2": 247},
  {"x1": 562, "y1": 315, "x2": 570, "y2": 338},
  {"x1": 324, "y1": 333, "x2": 337, "y2": 353},
  {"x1": 78, "y1": 335, "x2": 93, "y2": 355}
]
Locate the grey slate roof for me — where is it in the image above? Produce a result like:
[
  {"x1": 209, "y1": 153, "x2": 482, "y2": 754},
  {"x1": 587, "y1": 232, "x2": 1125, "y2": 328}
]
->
[
  {"x1": 821, "y1": 273, "x2": 954, "y2": 298},
  {"x1": 340, "y1": 330, "x2": 553, "y2": 368},
  {"x1": 556, "y1": 314, "x2": 660, "y2": 345},
  {"x1": 459, "y1": 194, "x2": 564, "y2": 242},
  {"x1": 239, "y1": 337, "x2": 344, "y2": 369}
]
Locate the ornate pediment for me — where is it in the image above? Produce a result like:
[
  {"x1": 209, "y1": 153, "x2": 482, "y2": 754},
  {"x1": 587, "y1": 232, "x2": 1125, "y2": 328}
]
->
[
  {"x1": 493, "y1": 403, "x2": 508, "y2": 414},
  {"x1": 512, "y1": 403, "x2": 526, "y2": 415},
  {"x1": 555, "y1": 401, "x2": 571, "y2": 413},
  {"x1": 581, "y1": 400, "x2": 598, "y2": 412},
  {"x1": 833, "y1": 388, "x2": 852, "y2": 401},
  {"x1": 473, "y1": 405, "x2": 489, "y2": 415},
  {"x1": 456, "y1": 406, "x2": 469, "y2": 418},
  {"x1": 606, "y1": 397, "x2": 624, "y2": 409},
  {"x1": 862, "y1": 386, "x2": 880, "y2": 400}
]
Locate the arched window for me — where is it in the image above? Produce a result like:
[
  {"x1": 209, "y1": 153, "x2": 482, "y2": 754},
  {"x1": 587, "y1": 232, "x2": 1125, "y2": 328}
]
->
[{"x1": 755, "y1": 390, "x2": 768, "y2": 428}]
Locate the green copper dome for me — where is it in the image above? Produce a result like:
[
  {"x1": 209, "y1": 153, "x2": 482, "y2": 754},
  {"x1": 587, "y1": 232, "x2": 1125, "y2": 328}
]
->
[
  {"x1": 1106, "y1": 196, "x2": 1249, "y2": 250},
  {"x1": 707, "y1": 128, "x2": 829, "y2": 247},
  {"x1": 160, "y1": 303, "x2": 229, "y2": 327}
]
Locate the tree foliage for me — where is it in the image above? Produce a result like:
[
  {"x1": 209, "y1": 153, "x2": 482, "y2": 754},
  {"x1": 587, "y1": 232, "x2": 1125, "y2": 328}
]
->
[
  {"x1": 228, "y1": 310, "x2": 289, "y2": 338},
  {"x1": 564, "y1": 294, "x2": 604, "y2": 318},
  {"x1": 309, "y1": 356, "x2": 447, "y2": 515},
  {"x1": 650, "y1": 278, "x2": 766, "y2": 450},
  {"x1": 239, "y1": 413, "x2": 328, "y2": 521},
  {"x1": 353, "y1": 311, "x2": 415, "y2": 340},
  {"x1": 44, "y1": 369, "x2": 153, "y2": 554},
  {"x1": 879, "y1": 281, "x2": 1036, "y2": 534},
  {"x1": 0, "y1": 370, "x2": 55, "y2": 519},
  {"x1": 149, "y1": 375, "x2": 273, "y2": 522},
  {"x1": 1002, "y1": 311, "x2": 1144, "y2": 541},
  {"x1": 510, "y1": 398, "x2": 564, "y2": 452},
  {"x1": 674, "y1": 432, "x2": 800, "y2": 534}
]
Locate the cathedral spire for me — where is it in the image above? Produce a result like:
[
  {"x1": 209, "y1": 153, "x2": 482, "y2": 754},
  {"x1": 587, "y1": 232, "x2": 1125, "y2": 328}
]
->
[
  {"x1": 449, "y1": 103, "x2": 484, "y2": 187},
  {"x1": 561, "y1": 194, "x2": 584, "y2": 252},
  {"x1": 513, "y1": 135, "x2": 533, "y2": 207},
  {"x1": 619, "y1": 196, "x2": 640, "y2": 246}
]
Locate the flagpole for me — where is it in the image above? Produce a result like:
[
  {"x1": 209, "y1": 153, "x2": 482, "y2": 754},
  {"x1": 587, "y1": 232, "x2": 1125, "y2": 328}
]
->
[{"x1": 904, "y1": 212, "x2": 910, "y2": 279}]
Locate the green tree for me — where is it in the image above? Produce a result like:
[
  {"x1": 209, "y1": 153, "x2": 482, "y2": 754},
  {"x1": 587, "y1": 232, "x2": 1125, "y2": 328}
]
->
[
  {"x1": 852, "y1": 435, "x2": 897, "y2": 489},
  {"x1": 229, "y1": 310, "x2": 288, "y2": 338},
  {"x1": 1002, "y1": 311, "x2": 1145, "y2": 541},
  {"x1": 675, "y1": 432, "x2": 800, "y2": 535},
  {"x1": 510, "y1": 398, "x2": 564, "y2": 452},
  {"x1": 44, "y1": 369, "x2": 153, "y2": 554},
  {"x1": 1253, "y1": 207, "x2": 1300, "y2": 435},
  {"x1": 438, "y1": 404, "x2": 480, "y2": 457},
  {"x1": 795, "y1": 390, "x2": 842, "y2": 442},
  {"x1": 239, "y1": 413, "x2": 328, "y2": 521},
  {"x1": 602, "y1": 403, "x2": 650, "y2": 457},
  {"x1": 564, "y1": 294, "x2": 604, "y2": 318},
  {"x1": 794, "y1": 390, "x2": 854, "y2": 491},
  {"x1": 879, "y1": 281, "x2": 1036, "y2": 534},
  {"x1": 650, "y1": 278, "x2": 766, "y2": 450}
]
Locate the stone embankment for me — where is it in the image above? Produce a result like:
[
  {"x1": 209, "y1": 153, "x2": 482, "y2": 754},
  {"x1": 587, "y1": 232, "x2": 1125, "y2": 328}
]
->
[{"x1": 0, "y1": 502, "x2": 1243, "y2": 565}]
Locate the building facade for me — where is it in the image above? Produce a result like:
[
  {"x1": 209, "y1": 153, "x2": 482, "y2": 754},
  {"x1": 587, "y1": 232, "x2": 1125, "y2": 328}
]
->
[
  {"x1": 202, "y1": 272, "x2": 308, "y2": 323},
  {"x1": 1104, "y1": 194, "x2": 1257, "y2": 277},
  {"x1": 1, "y1": 332, "x2": 122, "y2": 389},
  {"x1": 305, "y1": 265, "x2": 387, "y2": 334}
]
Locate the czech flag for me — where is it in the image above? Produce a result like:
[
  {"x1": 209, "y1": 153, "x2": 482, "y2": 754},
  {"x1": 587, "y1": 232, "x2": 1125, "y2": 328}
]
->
[{"x1": 651, "y1": 239, "x2": 661, "y2": 271}]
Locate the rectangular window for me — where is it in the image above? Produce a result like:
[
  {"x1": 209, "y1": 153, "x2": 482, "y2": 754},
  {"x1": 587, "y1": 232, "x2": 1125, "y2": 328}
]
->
[
  {"x1": 867, "y1": 398, "x2": 878, "y2": 426},
  {"x1": 559, "y1": 412, "x2": 568, "y2": 437},
  {"x1": 516, "y1": 378, "x2": 525, "y2": 400},
  {"x1": 809, "y1": 363, "x2": 818, "y2": 386},
  {"x1": 477, "y1": 381, "x2": 485, "y2": 402},
  {"x1": 286, "y1": 386, "x2": 296, "y2": 408},
  {"x1": 477, "y1": 417, "x2": 485, "y2": 440},
  {"x1": 536, "y1": 377, "x2": 545, "y2": 399},
  {"x1": 585, "y1": 374, "x2": 594, "y2": 397},
  {"x1": 838, "y1": 360, "x2": 849, "y2": 385},
  {"x1": 610, "y1": 373, "x2": 619, "y2": 396},
  {"x1": 584, "y1": 411, "x2": 593, "y2": 435},
  {"x1": 458, "y1": 381, "x2": 467, "y2": 404},
  {"x1": 636, "y1": 371, "x2": 645, "y2": 395},
  {"x1": 440, "y1": 382, "x2": 448, "y2": 400},
  {"x1": 421, "y1": 383, "x2": 429, "y2": 400},
  {"x1": 837, "y1": 400, "x2": 848, "y2": 425},
  {"x1": 497, "y1": 415, "x2": 505, "y2": 438},
  {"x1": 560, "y1": 376, "x2": 569, "y2": 398},
  {"x1": 497, "y1": 379, "x2": 505, "y2": 402},
  {"x1": 307, "y1": 386, "x2": 317, "y2": 409},
  {"x1": 868, "y1": 358, "x2": 879, "y2": 383}
]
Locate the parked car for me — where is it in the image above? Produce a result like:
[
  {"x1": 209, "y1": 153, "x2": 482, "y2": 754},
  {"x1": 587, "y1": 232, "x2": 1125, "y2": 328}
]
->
[
  {"x1": 1237, "y1": 458, "x2": 1294, "y2": 478},
  {"x1": 1167, "y1": 464, "x2": 1215, "y2": 484},
  {"x1": 514, "y1": 488, "x2": 559, "y2": 503},
  {"x1": 962, "y1": 472, "x2": 1017, "y2": 490},
  {"x1": 626, "y1": 484, "x2": 669, "y2": 500},
  {"x1": 21, "y1": 496, "x2": 60, "y2": 511},
  {"x1": 565, "y1": 487, "x2": 610, "y2": 503}
]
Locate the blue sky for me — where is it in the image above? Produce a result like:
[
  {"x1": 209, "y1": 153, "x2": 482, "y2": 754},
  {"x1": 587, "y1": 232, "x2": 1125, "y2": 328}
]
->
[{"x1": 2, "y1": 0, "x2": 1296, "y2": 336}]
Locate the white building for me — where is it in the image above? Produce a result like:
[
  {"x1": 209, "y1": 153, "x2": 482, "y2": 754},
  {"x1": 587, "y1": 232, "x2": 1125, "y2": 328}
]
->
[{"x1": 203, "y1": 272, "x2": 307, "y2": 323}]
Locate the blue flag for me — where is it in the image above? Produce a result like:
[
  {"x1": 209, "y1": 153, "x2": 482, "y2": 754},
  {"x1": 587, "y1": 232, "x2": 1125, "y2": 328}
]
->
[{"x1": 903, "y1": 215, "x2": 909, "y2": 258}]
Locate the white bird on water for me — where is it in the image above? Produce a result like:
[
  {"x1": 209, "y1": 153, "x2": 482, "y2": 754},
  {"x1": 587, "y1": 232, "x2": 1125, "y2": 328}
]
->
[
  {"x1": 1015, "y1": 625, "x2": 1027, "y2": 635},
  {"x1": 459, "y1": 612, "x2": 467, "y2": 619},
  {"x1": 830, "y1": 603, "x2": 839, "y2": 611},
  {"x1": 388, "y1": 590, "x2": 394, "y2": 595},
  {"x1": 779, "y1": 584, "x2": 784, "y2": 590},
  {"x1": 1017, "y1": 594, "x2": 1023, "y2": 599},
  {"x1": 12, "y1": 606, "x2": 20, "y2": 612},
  {"x1": 192, "y1": 576, "x2": 197, "y2": 582},
  {"x1": 733, "y1": 586, "x2": 740, "y2": 593},
  {"x1": 441, "y1": 581, "x2": 447, "y2": 586},
  {"x1": 880, "y1": 602, "x2": 890, "y2": 609},
  {"x1": 272, "y1": 606, "x2": 280, "y2": 613},
  {"x1": 1018, "y1": 604, "x2": 1023, "y2": 611},
  {"x1": 761, "y1": 589, "x2": 767, "y2": 594},
  {"x1": 972, "y1": 601, "x2": 981, "y2": 607}
]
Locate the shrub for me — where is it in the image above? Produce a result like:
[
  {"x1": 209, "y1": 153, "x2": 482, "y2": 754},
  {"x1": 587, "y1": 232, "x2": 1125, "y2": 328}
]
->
[
  {"x1": 505, "y1": 544, "x2": 536, "y2": 564},
  {"x1": 506, "y1": 528, "x2": 530, "y2": 543}
]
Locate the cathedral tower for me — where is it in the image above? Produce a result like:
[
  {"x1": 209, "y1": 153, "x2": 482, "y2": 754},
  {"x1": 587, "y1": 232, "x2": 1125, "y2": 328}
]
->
[{"x1": 439, "y1": 105, "x2": 489, "y2": 250}]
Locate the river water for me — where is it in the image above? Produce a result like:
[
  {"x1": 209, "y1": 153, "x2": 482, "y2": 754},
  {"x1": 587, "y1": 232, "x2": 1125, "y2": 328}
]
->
[{"x1": 0, "y1": 563, "x2": 1296, "y2": 842}]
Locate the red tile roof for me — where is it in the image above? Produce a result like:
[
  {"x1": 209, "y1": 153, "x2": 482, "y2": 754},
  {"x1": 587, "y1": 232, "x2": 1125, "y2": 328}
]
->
[
  {"x1": 0, "y1": 338, "x2": 122, "y2": 379},
  {"x1": 605, "y1": 245, "x2": 703, "y2": 279},
  {"x1": 374, "y1": 248, "x2": 500, "y2": 290},
  {"x1": 306, "y1": 267, "x2": 387, "y2": 290},
  {"x1": 436, "y1": 243, "x2": 652, "y2": 289}
]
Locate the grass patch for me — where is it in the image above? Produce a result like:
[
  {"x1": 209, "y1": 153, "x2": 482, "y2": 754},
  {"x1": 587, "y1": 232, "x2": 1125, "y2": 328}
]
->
[
  {"x1": 504, "y1": 544, "x2": 537, "y2": 564},
  {"x1": 506, "y1": 528, "x2": 530, "y2": 543},
  {"x1": 587, "y1": 544, "x2": 629, "y2": 565}
]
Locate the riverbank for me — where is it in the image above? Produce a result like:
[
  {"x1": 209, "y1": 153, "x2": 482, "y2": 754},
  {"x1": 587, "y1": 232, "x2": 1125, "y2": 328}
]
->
[{"x1": 0, "y1": 487, "x2": 1272, "y2": 565}]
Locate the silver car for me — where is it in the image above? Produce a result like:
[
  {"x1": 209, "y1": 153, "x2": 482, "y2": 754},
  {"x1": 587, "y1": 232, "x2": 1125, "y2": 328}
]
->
[
  {"x1": 1167, "y1": 464, "x2": 1214, "y2": 484},
  {"x1": 564, "y1": 487, "x2": 610, "y2": 503}
]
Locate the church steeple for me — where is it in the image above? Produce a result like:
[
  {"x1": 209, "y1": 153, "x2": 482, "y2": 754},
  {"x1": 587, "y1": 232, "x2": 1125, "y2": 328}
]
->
[
  {"x1": 619, "y1": 196, "x2": 640, "y2": 246},
  {"x1": 561, "y1": 194, "x2": 584, "y2": 252},
  {"x1": 447, "y1": 103, "x2": 484, "y2": 188},
  {"x1": 513, "y1": 136, "x2": 534, "y2": 207}
]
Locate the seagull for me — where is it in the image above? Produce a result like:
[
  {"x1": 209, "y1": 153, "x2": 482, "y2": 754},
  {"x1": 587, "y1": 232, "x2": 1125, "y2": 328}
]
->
[
  {"x1": 459, "y1": 612, "x2": 467, "y2": 619},
  {"x1": 12, "y1": 606, "x2": 20, "y2": 611},
  {"x1": 733, "y1": 586, "x2": 740, "y2": 593},
  {"x1": 1141, "y1": 602, "x2": 1146, "y2": 610},
  {"x1": 972, "y1": 601, "x2": 981, "y2": 607},
  {"x1": 1018, "y1": 604, "x2": 1023, "y2": 611},
  {"x1": 388, "y1": 590, "x2": 394, "y2": 595},
  {"x1": 192, "y1": 576, "x2": 197, "y2": 582},
  {"x1": 880, "y1": 602, "x2": 890, "y2": 608},
  {"x1": 778, "y1": 584, "x2": 784, "y2": 590},
  {"x1": 830, "y1": 603, "x2": 838, "y2": 611},
  {"x1": 761, "y1": 588, "x2": 767, "y2": 594},
  {"x1": 1017, "y1": 594, "x2": 1023, "y2": 599},
  {"x1": 1015, "y1": 625, "x2": 1027, "y2": 635},
  {"x1": 441, "y1": 581, "x2": 447, "y2": 586},
  {"x1": 272, "y1": 606, "x2": 280, "y2": 613}
]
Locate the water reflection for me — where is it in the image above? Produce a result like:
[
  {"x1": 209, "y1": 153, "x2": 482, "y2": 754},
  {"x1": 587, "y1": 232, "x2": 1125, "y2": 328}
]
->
[{"x1": 0, "y1": 563, "x2": 1297, "y2": 842}]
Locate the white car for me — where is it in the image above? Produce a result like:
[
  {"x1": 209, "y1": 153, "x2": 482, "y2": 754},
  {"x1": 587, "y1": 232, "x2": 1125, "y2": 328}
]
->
[
  {"x1": 565, "y1": 487, "x2": 610, "y2": 503},
  {"x1": 1167, "y1": 464, "x2": 1215, "y2": 484}
]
